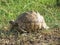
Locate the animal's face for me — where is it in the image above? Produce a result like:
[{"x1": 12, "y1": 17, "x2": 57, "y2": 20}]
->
[{"x1": 9, "y1": 20, "x2": 18, "y2": 31}]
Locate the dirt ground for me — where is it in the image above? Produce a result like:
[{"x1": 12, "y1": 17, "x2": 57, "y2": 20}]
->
[{"x1": 0, "y1": 27, "x2": 60, "y2": 45}]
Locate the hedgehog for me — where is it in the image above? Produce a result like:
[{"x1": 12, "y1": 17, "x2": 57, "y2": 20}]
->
[{"x1": 9, "y1": 11, "x2": 49, "y2": 33}]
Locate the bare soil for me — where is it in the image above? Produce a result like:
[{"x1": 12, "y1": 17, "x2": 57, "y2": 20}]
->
[{"x1": 0, "y1": 27, "x2": 60, "y2": 45}]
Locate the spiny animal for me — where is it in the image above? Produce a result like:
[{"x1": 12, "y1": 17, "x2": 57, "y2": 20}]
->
[{"x1": 9, "y1": 11, "x2": 49, "y2": 33}]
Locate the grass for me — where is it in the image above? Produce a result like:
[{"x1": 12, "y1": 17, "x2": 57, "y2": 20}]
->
[
  {"x1": 0, "y1": 0, "x2": 60, "y2": 30},
  {"x1": 0, "y1": 0, "x2": 60, "y2": 31}
]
